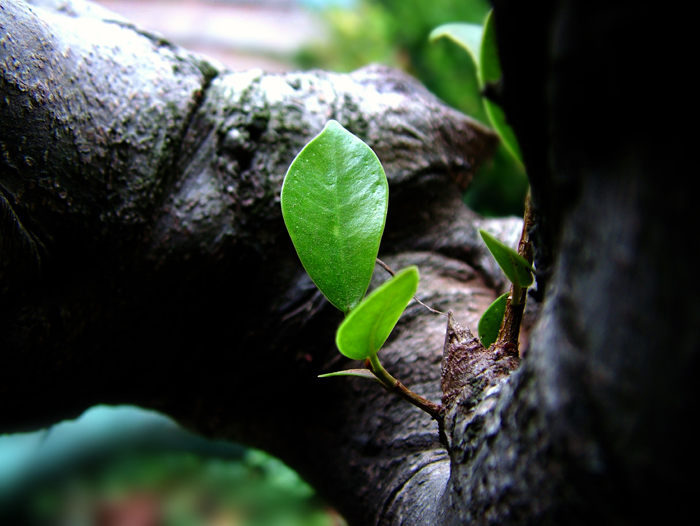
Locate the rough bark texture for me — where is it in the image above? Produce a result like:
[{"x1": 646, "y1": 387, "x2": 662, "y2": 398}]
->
[{"x1": 2, "y1": 0, "x2": 695, "y2": 524}]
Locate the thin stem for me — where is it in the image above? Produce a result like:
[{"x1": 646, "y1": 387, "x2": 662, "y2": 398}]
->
[
  {"x1": 510, "y1": 283, "x2": 523, "y2": 306},
  {"x1": 392, "y1": 381, "x2": 443, "y2": 421},
  {"x1": 518, "y1": 191, "x2": 535, "y2": 264},
  {"x1": 497, "y1": 192, "x2": 534, "y2": 347},
  {"x1": 375, "y1": 258, "x2": 396, "y2": 277},
  {"x1": 368, "y1": 352, "x2": 398, "y2": 389},
  {"x1": 376, "y1": 258, "x2": 446, "y2": 316},
  {"x1": 366, "y1": 353, "x2": 443, "y2": 421}
]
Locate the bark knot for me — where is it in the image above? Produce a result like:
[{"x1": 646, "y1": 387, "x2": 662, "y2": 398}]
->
[{"x1": 441, "y1": 313, "x2": 520, "y2": 414}]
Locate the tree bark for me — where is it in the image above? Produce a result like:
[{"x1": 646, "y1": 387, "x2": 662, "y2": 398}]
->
[{"x1": 1, "y1": 0, "x2": 695, "y2": 524}]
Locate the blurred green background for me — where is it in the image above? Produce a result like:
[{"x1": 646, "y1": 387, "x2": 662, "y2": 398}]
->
[
  {"x1": 297, "y1": 0, "x2": 528, "y2": 216},
  {"x1": 2, "y1": 1, "x2": 529, "y2": 525},
  {"x1": 0, "y1": 406, "x2": 343, "y2": 526}
]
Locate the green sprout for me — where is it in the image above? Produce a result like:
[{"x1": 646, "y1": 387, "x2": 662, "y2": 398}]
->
[
  {"x1": 477, "y1": 229, "x2": 534, "y2": 347},
  {"x1": 281, "y1": 120, "x2": 440, "y2": 420},
  {"x1": 281, "y1": 118, "x2": 533, "y2": 418},
  {"x1": 432, "y1": 10, "x2": 536, "y2": 347}
]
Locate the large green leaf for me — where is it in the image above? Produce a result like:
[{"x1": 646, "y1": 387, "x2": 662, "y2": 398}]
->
[
  {"x1": 429, "y1": 23, "x2": 483, "y2": 70},
  {"x1": 281, "y1": 120, "x2": 389, "y2": 313},
  {"x1": 478, "y1": 292, "x2": 508, "y2": 348},
  {"x1": 480, "y1": 10, "x2": 523, "y2": 163},
  {"x1": 336, "y1": 266, "x2": 419, "y2": 360},
  {"x1": 479, "y1": 229, "x2": 534, "y2": 288}
]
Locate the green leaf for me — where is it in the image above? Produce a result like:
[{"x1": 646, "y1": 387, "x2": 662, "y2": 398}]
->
[
  {"x1": 281, "y1": 120, "x2": 389, "y2": 313},
  {"x1": 430, "y1": 13, "x2": 522, "y2": 164},
  {"x1": 480, "y1": 10, "x2": 523, "y2": 163},
  {"x1": 318, "y1": 369, "x2": 379, "y2": 381},
  {"x1": 478, "y1": 10, "x2": 500, "y2": 87},
  {"x1": 478, "y1": 292, "x2": 508, "y2": 348},
  {"x1": 336, "y1": 266, "x2": 419, "y2": 360},
  {"x1": 429, "y1": 23, "x2": 483, "y2": 70},
  {"x1": 479, "y1": 229, "x2": 534, "y2": 288}
]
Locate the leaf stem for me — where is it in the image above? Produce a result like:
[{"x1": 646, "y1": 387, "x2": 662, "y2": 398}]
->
[
  {"x1": 367, "y1": 353, "x2": 443, "y2": 421},
  {"x1": 392, "y1": 381, "x2": 443, "y2": 421},
  {"x1": 368, "y1": 352, "x2": 398, "y2": 388},
  {"x1": 510, "y1": 283, "x2": 523, "y2": 306}
]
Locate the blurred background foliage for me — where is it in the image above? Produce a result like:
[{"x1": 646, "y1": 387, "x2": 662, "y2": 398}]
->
[
  {"x1": 0, "y1": 406, "x2": 344, "y2": 525},
  {"x1": 296, "y1": 0, "x2": 528, "y2": 216},
  {"x1": 23, "y1": 451, "x2": 338, "y2": 526}
]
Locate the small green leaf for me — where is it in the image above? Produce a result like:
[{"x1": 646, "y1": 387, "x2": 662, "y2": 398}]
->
[
  {"x1": 429, "y1": 23, "x2": 483, "y2": 70},
  {"x1": 480, "y1": 10, "x2": 523, "y2": 163},
  {"x1": 318, "y1": 369, "x2": 379, "y2": 382},
  {"x1": 478, "y1": 292, "x2": 509, "y2": 348},
  {"x1": 336, "y1": 266, "x2": 419, "y2": 360},
  {"x1": 281, "y1": 120, "x2": 389, "y2": 313},
  {"x1": 479, "y1": 229, "x2": 534, "y2": 288}
]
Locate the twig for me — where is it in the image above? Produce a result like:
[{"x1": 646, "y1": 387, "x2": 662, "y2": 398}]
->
[
  {"x1": 376, "y1": 258, "x2": 446, "y2": 316},
  {"x1": 497, "y1": 192, "x2": 534, "y2": 347},
  {"x1": 365, "y1": 356, "x2": 443, "y2": 421}
]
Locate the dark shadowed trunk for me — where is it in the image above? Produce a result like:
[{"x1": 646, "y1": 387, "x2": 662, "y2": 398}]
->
[{"x1": 1, "y1": 0, "x2": 695, "y2": 524}]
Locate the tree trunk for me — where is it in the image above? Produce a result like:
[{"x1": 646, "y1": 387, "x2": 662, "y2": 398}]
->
[{"x1": 1, "y1": 0, "x2": 694, "y2": 524}]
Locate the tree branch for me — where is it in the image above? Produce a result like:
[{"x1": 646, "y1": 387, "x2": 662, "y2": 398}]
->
[{"x1": 1, "y1": 2, "x2": 504, "y2": 524}]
